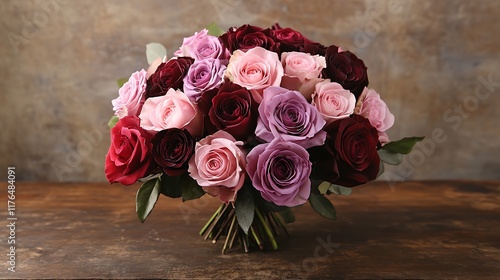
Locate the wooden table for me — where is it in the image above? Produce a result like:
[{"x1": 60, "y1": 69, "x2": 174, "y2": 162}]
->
[{"x1": 1, "y1": 181, "x2": 499, "y2": 279}]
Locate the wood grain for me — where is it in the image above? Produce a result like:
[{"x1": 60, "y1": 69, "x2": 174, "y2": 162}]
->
[{"x1": 1, "y1": 181, "x2": 499, "y2": 279}]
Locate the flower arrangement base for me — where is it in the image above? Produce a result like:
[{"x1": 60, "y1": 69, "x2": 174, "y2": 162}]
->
[{"x1": 199, "y1": 203, "x2": 290, "y2": 254}]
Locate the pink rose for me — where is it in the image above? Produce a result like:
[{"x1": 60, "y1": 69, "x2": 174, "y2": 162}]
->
[
  {"x1": 354, "y1": 87, "x2": 395, "y2": 133},
  {"x1": 280, "y1": 52, "x2": 326, "y2": 100},
  {"x1": 188, "y1": 130, "x2": 246, "y2": 204},
  {"x1": 112, "y1": 69, "x2": 147, "y2": 119},
  {"x1": 174, "y1": 29, "x2": 230, "y2": 61},
  {"x1": 138, "y1": 88, "x2": 203, "y2": 137},
  {"x1": 312, "y1": 80, "x2": 356, "y2": 125},
  {"x1": 225, "y1": 47, "x2": 284, "y2": 103}
]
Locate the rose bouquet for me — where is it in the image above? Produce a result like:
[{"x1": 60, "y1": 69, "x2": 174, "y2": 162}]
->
[{"x1": 105, "y1": 23, "x2": 422, "y2": 253}]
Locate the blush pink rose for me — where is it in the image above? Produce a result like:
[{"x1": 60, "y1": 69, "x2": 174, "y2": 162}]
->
[
  {"x1": 280, "y1": 52, "x2": 326, "y2": 101},
  {"x1": 354, "y1": 87, "x2": 395, "y2": 133},
  {"x1": 138, "y1": 88, "x2": 203, "y2": 137},
  {"x1": 225, "y1": 47, "x2": 284, "y2": 103},
  {"x1": 112, "y1": 70, "x2": 147, "y2": 119},
  {"x1": 312, "y1": 80, "x2": 356, "y2": 125},
  {"x1": 188, "y1": 130, "x2": 246, "y2": 204}
]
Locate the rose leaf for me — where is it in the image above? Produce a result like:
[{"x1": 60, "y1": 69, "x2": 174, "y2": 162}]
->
[
  {"x1": 108, "y1": 116, "x2": 119, "y2": 129},
  {"x1": 381, "y1": 136, "x2": 424, "y2": 154},
  {"x1": 146, "y1": 42, "x2": 167, "y2": 65},
  {"x1": 327, "y1": 184, "x2": 352, "y2": 196},
  {"x1": 159, "y1": 173, "x2": 182, "y2": 198},
  {"x1": 117, "y1": 77, "x2": 128, "y2": 88},
  {"x1": 136, "y1": 178, "x2": 162, "y2": 223},
  {"x1": 180, "y1": 174, "x2": 205, "y2": 202},
  {"x1": 378, "y1": 149, "x2": 404, "y2": 165},
  {"x1": 309, "y1": 193, "x2": 337, "y2": 220},
  {"x1": 235, "y1": 185, "x2": 255, "y2": 234},
  {"x1": 206, "y1": 22, "x2": 225, "y2": 36},
  {"x1": 277, "y1": 208, "x2": 296, "y2": 224}
]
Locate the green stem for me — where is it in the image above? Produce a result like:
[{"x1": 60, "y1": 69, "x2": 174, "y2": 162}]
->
[
  {"x1": 256, "y1": 208, "x2": 278, "y2": 250},
  {"x1": 250, "y1": 225, "x2": 263, "y2": 250},
  {"x1": 199, "y1": 204, "x2": 223, "y2": 236}
]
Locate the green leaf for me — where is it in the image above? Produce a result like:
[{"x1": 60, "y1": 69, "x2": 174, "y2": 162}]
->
[
  {"x1": 376, "y1": 160, "x2": 385, "y2": 178},
  {"x1": 159, "y1": 173, "x2": 182, "y2": 198},
  {"x1": 328, "y1": 184, "x2": 352, "y2": 196},
  {"x1": 206, "y1": 22, "x2": 225, "y2": 36},
  {"x1": 180, "y1": 174, "x2": 205, "y2": 202},
  {"x1": 277, "y1": 208, "x2": 296, "y2": 224},
  {"x1": 309, "y1": 193, "x2": 336, "y2": 220},
  {"x1": 234, "y1": 185, "x2": 255, "y2": 234},
  {"x1": 117, "y1": 77, "x2": 128, "y2": 88},
  {"x1": 136, "y1": 178, "x2": 161, "y2": 223},
  {"x1": 146, "y1": 42, "x2": 167, "y2": 65},
  {"x1": 317, "y1": 181, "x2": 331, "y2": 195},
  {"x1": 378, "y1": 149, "x2": 404, "y2": 165},
  {"x1": 381, "y1": 136, "x2": 424, "y2": 154},
  {"x1": 108, "y1": 116, "x2": 119, "y2": 129}
]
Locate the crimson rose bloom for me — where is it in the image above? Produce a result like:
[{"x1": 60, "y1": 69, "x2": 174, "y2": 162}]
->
[
  {"x1": 105, "y1": 116, "x2": 154, "y2": 185},
  {"x1": 208, "y1": 82, "x2": 257, "y2": 140},
  {"x1": 271, "y1": 23, "x2": 324, "y2": 54},
  {"x1": 220, "y1": 24, "x2": 278, "y2": 53},
  {"x1": 146, "y1": 57, "x2": 194, "y2": 98},
  {"x1": 309, "y1": 114, "x2": 380, "y2": 187},
  {"x1": 151, "y1": 128, "x2": 195, "y2": 176},
  {"x1": 322, "y1": 45, "x2": 368, "y2": 98}
]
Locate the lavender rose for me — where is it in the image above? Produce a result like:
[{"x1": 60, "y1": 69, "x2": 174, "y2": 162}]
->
[
  {"x1": 174, "y1": 29, "x2": 230, "y2": 61},
  {"x1": 255, "y1": 86, "x2": 326, "y2": 149},
  {"x1": 112, "y1": 69, "x2": 147, "y2": 118},
  {"x1": 246, "y1": 139, "x2": 311, "y2": 207},
  {"x1": 183, "y1": 58, "x2": 226, "y2": 103}
]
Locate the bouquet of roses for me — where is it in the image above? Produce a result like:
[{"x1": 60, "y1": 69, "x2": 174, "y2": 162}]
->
[{"x1": 105, "y1": 23, "x2": 422, "y2": 253}]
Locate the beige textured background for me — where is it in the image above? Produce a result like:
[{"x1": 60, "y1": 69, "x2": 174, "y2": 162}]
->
[{"x1": 1, "y1": 0, "x2": 499, "y2": 182}]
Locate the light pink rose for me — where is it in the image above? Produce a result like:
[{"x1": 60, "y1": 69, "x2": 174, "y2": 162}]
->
[
  {"x1": 174, "y1": 29, "x2": 229, "y2": 61},
  {"x1": 225, "y1": 47, "x2": 284, "y2": 103},
  {"x1": 312, "y1": 80, "x2": 356, "y2": 124},
  {"x1": 138, "y1": 88, "x2": 203, "y2": 137},
  {"x1": 354, "y1": 87, "x2": 395, "y2": 133},
  {"x1": 188, "y1": 130, "x2": 246, "y2": 204},
  {"x1": 280, "y1": 52, "x2": 326, "y2": 101},
  {"x1": 112, "y1": 69, "x2": 147, "y2": 119}
]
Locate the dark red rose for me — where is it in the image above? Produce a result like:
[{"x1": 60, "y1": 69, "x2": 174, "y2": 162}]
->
[
  {"x1": 146, "y1": 57, "x2": 194, "y2": 98},
  {"x1": 208, "y1": 82, "x2": 257, "y2": 140},
  {"x1": 322, "y1": 45, "x2": 368, "y2": 98},
  {"x1": 271, "y1": 23, "x2": 324, "y2": 54},
  {"x1": 105, "y1": 116, "x2": 155, "y2": 185},
  {"x1": 220, "y1": 24, "x2": 278, "y2": 53},
  {"x1": 309, "y1": 114, "x2": 380, "y2": 187},
  {"x1": 151, "y1": 128, "x2": 195, "y2": 176}
]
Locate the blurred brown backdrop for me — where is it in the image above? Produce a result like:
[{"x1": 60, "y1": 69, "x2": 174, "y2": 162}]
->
[{"x1": 0, "y1": 0, "x2": 499, "y2": 182}]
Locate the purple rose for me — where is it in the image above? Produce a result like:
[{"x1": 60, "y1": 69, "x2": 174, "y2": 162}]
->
[
  {"x1": 255, "y1": 86, "x2": 326, "y2": 149},
  {"x1": 183, "y1": 58, "x2": 226, "y2": 103},
  {"x1": 246, "y1": 139, "x2": 311, "y2": 207},
  {"x1": 174, "y1": 29, "x2": 230, "y2": 61}
]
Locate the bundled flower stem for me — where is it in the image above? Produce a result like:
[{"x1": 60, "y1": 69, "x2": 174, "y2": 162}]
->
[{"x1": 199, "y1": 204, "x2": 289, "y2": 254}]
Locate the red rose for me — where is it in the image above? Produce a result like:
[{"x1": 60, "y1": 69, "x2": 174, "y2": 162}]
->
[
  {"x1": 271, "y1": 23, "x2": 324, "y2": 55},
  {"x1": 310, "y1": 114, "x2": 380, "y2": 187},
  {"x1": 105, "y1": 116, "x2": 154, "y2": 185},
  {"x1": 220, "y1": 24, "x2": 278, "y2": 53},
  {"x1": 208, "y1": 82, "x2": 257, "y2": 140},
  {"x1": 151, "y1": 128, "x2": 195, "y2": 176},
  {"x1": 322, "y1": 45, "x2": 369, "y2": 98},
  {"x1": 146, "y1": 57, "x2": 194, "y2": 98}
]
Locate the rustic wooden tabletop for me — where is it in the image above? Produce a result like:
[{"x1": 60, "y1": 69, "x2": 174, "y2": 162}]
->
[{"x1": 1, "y1": 181, "x2": 499, "y2": 279}]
